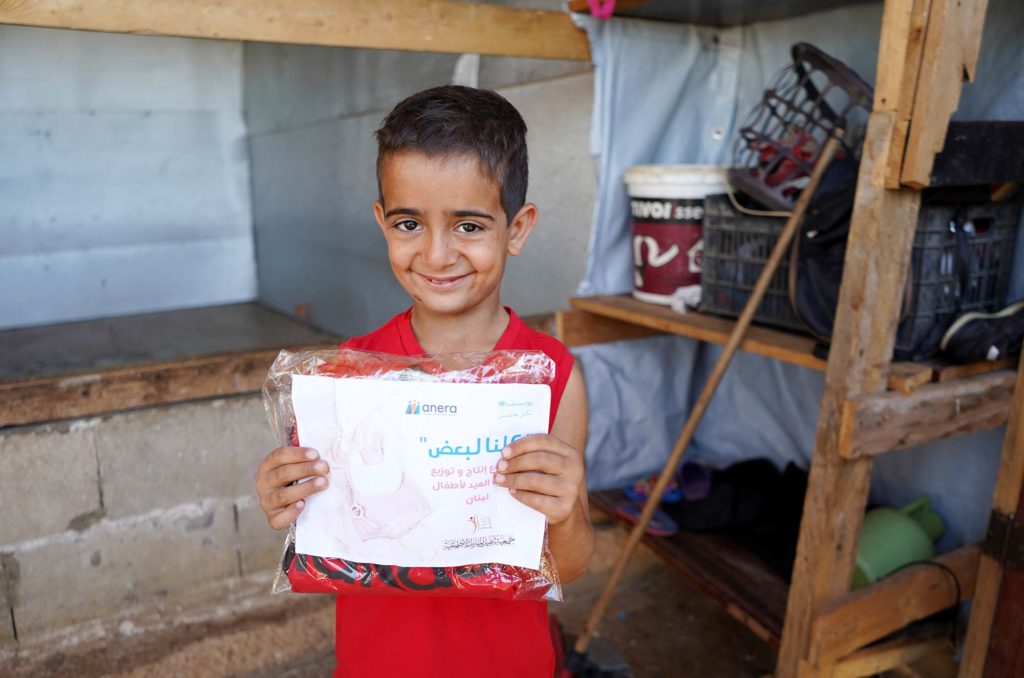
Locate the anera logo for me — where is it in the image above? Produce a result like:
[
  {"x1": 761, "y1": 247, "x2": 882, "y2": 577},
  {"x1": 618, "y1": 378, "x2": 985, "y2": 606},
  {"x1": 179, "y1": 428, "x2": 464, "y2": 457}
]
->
[{"x1": 405, "y1": 399, "x2": 457, "y2": 415}]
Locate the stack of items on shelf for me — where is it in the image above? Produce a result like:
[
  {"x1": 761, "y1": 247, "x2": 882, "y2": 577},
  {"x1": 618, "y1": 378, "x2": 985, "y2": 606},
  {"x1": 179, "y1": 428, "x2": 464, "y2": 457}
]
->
[{"x1": 696, "y1": 42, "x2": 1022, "y2": 364}]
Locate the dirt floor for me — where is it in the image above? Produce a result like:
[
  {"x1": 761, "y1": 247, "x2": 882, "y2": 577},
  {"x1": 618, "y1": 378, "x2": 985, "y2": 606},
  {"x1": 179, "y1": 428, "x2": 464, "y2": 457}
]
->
[{"x1": 7, "y1": 513, "x2": 777, "y2": 677}]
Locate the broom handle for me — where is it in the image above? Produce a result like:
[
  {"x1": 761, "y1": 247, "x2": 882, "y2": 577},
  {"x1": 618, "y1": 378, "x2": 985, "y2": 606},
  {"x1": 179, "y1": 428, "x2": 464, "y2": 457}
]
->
[{"x1": 573, "y1": 134, "x2": 843, "y2": 656}]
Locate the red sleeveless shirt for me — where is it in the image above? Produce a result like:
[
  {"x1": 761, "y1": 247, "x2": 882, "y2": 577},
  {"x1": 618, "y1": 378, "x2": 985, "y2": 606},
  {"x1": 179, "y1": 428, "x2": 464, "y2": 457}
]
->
[{"x1": 333, "y1": 307, "x2": 574, "y2": 677}]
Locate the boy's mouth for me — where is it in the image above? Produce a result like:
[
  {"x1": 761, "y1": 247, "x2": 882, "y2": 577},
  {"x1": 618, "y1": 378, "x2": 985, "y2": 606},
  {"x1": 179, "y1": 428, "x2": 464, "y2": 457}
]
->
[{"x1": 418, "y1": 272, "x2": 469, "y2": 289}]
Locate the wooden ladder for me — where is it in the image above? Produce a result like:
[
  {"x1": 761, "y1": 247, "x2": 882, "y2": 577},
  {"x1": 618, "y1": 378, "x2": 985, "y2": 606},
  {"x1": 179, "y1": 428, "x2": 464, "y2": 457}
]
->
[{"x1": 775, "y1": 0, "x2": 1023, "y2": 675}]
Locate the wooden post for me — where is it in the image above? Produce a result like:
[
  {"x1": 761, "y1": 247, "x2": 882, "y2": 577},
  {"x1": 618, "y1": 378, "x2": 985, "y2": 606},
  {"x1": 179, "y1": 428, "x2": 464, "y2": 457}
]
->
[
  {"x1": 959, "y1": 351, "x2": 1024, "y2": 677},
  {"x1": 776, "y1": 0, "x2": 989, "y2": 673}
]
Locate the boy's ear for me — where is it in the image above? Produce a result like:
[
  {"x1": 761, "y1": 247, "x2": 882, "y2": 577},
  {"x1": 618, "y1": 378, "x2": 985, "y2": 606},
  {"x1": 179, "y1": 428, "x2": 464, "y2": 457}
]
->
[
  {"x1": 507, "y1": 203, "x2": 538, "y2": 257},
  {"x1": 373, "y1": 200, "x2": 387, "y2": 234}
]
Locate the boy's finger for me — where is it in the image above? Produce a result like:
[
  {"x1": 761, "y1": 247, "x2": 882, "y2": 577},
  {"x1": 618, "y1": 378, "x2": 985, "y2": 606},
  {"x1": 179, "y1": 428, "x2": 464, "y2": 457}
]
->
[
  {"x1": 267, "y1": 459, "x2": 329, "y2": 489},
  {"x1": 267, "y1": 500, "x2": 306, "y2": 530},
  {"x1": 496, "y1": 450, "x2": 567, "y2": 477},
  {"x1": 268, "y1": 475, "x2": 329, "y2": 510},
  {"x1": 501, "y1": 434, "x2": 572, "y2": 460},
  {"x1": 507, "y1": 490, "x2": 564, "y2": 520},
  {"x1": 494, "y1": 468, "x2": 567, "y2": 497},
  {"x1": 266, "y1": 446, "x2": 320, "y2": 470}
]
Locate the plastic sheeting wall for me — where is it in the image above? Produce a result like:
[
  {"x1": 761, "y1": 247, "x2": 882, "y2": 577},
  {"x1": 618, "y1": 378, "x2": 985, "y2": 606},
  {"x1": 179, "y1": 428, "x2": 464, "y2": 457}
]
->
[
  {"x1": 575, "y1": 0, "x2": 1023, "y2": 553},
  {"x1": 0, "y1": 27, "x2": 257, "y2": 330}
]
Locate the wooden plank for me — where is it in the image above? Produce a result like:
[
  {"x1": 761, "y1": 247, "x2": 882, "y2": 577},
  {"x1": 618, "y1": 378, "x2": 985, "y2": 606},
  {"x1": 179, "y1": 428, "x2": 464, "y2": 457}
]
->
[
  {"x1": 934, "y1": 357, "x2": 1016, "y2": 383},
  {"x1": 959, "y1": 350, "x2": 1024, "y2": 677},
  {"x1": 877, "y1": 0, "x2": 933, "y2": 189},
  {"x1": 831, "y1": 637, "x2": 949, "y2": 678},
  {"x1": 571, "y1": 295, "x2": 827, "y2": 371},
  {"x1": 776, "y1": 111, "x2": 924, "y2": 678},
  {"x1": 809, "y1": 545, "x2": 979, "y2": 663},
  {"x1": 888, "y1": 362, "x2": 935, "y2": 394},
  {"x1": 589, "y1": 490, "x2": 788, "y2": 646},
  {"x1": 901, "y1": 0, "x2": 987, "y2": 188},
  {"x1": 842, "y1": 370, "x2": 1015, "y2": 459},
  {"x1": 0, "y1": 0, "x2": 591, "y2": 61},
  {"x1": 0, "y1": 344, "x2": 335, "y2": 427},
  {"x1": 555, "y1": 309, "x2": 663, "y2": 348}
]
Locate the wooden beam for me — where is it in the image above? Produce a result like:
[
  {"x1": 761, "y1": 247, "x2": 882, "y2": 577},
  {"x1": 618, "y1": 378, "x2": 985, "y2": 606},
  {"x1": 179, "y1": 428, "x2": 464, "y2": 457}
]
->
[
  {"x1": 840, "y1": 370, "x2": 1015, "y2": 460},
  {"x1": 887, "y1": 362, "x2": 935, "y2": 394},
  {"x1": 0, "y1": 0, "x2": 591, "y2": 61},
  {"x1": 831, "y1": 637, "x2": 950, "y2": 678},
  {"x1": 901, "y1": 0, "x2": 988, "y2": 188},
  {"x1": 555, "y1": 309, "x2": 663, "y2": 348},
  {"x1": 959, "y1": 350, "x2": 1024, "y2": 677},
  {"x1": 776, "y1": 110, "x2": 924, "y2": 678},
  {"x1": 0, "y1": 344, "x2": 334, "y2": 427},
  {"x1": 878, "y1": 0, "x2": 933, "y2": 189},
  {"x1": 809, "y1": 545, "x2": 979, "y2": 664}
]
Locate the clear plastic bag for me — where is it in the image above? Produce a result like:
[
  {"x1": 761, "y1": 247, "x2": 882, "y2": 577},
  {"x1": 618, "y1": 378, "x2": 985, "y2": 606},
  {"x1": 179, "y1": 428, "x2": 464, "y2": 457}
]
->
[{"x1": 262, "y1": 348, "x2": 563, "y2": 602}]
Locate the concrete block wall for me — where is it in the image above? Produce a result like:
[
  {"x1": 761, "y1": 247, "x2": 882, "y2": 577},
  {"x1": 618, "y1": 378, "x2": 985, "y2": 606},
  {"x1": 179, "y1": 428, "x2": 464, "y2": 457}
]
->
[{"x1": 0, "y1": 397, "x2": 284, "y2": 648}]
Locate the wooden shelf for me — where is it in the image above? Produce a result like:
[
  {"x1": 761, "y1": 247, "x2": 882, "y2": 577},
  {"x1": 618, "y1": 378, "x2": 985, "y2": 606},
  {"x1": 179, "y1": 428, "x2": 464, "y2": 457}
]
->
[
  {"x1": 590, "y1": 490, "x2": 789, "y2": 647},
  {"x1": 570, "y1": 295, "x2": 827, "y2": 371}
]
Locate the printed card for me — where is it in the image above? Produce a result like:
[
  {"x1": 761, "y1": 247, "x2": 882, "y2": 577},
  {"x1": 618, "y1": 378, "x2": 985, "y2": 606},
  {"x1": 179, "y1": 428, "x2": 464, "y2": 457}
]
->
[{"x1": 291, "y1": 375, "x2": 550, "y2": 569}]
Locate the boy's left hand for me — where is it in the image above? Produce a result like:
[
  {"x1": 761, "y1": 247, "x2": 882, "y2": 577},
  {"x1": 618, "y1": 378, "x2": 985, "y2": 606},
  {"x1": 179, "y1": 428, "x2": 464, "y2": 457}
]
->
[{"x1": 493, "y1": 434, "x2": 584, "y2": 525}]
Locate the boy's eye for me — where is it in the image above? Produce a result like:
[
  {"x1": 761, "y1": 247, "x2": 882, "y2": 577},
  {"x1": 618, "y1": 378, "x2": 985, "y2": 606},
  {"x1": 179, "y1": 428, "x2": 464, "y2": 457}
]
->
[
  {"x1": 395, "y1": 219, "x2": 420, "y2": 232},
  {"x1": 455, "y1": 222, "x2": 483, "y2": 234}
]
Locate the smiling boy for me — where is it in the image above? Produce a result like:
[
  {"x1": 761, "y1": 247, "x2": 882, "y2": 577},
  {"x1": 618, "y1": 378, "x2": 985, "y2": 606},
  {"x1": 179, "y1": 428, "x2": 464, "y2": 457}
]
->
[{"x1": 255, "y1": 86, "x2": 594, "y2": 677}]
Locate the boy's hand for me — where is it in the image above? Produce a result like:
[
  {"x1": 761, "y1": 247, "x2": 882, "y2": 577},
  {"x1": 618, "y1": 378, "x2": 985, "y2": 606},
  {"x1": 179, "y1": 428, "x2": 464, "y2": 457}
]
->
[
  {"x1": 492, "y1": 434, "x2": 584, "y2": 525},
  {"x1": 256, "y1": 447, "x2": 329, "y2": 530}
]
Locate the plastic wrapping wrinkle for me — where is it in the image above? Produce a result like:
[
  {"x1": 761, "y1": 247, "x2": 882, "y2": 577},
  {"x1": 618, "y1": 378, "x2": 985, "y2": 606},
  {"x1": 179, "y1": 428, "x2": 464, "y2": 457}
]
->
[{"x1": 263, "y1": 348, "x2": 563, "y2": 602}]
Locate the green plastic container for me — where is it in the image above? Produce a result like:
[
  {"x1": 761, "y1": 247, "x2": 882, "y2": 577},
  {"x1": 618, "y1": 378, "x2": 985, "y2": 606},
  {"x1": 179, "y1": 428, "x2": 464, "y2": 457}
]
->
[{"x1": 851, "y1": 496, "x2": 945, "y2": 590}]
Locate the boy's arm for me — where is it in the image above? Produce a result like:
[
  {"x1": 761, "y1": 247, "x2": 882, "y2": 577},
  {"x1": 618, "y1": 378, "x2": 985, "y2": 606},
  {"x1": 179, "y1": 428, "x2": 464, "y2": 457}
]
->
[{"x1": 494, "y1": 363, "x2": 594, "y2": 582}]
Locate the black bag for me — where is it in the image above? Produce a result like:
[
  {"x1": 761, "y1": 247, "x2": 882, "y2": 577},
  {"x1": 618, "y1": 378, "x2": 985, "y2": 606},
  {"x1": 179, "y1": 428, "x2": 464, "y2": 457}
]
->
[{"x1": 787, "y1": 161, "x2": 976, "y2": 361}]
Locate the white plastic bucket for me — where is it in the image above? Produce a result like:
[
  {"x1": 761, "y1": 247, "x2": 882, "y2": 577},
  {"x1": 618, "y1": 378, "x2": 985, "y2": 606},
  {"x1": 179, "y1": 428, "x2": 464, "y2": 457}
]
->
[{"x1": 625, "y1": 165, "x2": 726, "y2": 305}]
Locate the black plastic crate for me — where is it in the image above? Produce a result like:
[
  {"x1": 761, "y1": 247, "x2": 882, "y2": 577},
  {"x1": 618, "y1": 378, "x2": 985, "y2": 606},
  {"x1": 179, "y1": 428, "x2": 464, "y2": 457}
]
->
[
  {"x1": 898, "y1": 200, "x2": 1020, "y2": 356},
  {"x1": 700, "y1": 193, "x2": 1021, "y2": 356},
  {"x1": 700, "y1": 195, "x2": 805, "y2": 332}
]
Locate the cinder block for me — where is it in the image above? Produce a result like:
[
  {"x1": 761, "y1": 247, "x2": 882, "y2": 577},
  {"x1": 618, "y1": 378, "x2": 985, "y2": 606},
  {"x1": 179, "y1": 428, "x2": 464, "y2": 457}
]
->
[
  {"x1": 10, "y1": 502, "x2": 238, "y2": 642},
  {"x1": 236, "y1": 497, "x2": 288, "y2": 576},
  {"x1": 96, "y1": 396, "x2": 277, "y2": 519},
  {"x1": 0, "y1": 423, "x2": 102, "y2": 546}
]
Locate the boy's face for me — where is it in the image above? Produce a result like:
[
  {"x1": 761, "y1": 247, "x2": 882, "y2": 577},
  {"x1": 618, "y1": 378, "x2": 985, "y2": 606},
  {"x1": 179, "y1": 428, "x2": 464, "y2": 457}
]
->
[{"x1": 374, "y1": 151, "x2": 536, "y2": 318}]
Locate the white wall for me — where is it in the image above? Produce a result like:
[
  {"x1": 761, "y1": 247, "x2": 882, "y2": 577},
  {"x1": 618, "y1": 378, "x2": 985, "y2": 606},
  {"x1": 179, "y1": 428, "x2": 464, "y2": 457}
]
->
[{"x1": 0, "y1": 27, "x2": 256, "y2": 330}]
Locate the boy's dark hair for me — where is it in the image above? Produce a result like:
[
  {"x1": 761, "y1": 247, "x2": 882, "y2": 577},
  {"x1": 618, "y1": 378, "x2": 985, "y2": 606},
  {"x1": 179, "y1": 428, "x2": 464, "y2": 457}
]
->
[{"x1": 375, "y1": 86, "x2": 528, "y2": 223}]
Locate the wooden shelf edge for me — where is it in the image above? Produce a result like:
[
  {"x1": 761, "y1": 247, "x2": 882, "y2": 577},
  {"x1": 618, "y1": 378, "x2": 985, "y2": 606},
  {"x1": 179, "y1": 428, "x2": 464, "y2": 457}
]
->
[
  {"x1": 0, "y1": 342, "x2": 338, "y2": 428},
  {"x1": 570, "y1": 295, "x2": 826, "y2": 371},
  {"x1": 589, "y1": 490, "x2": 788, "y2": 647}
]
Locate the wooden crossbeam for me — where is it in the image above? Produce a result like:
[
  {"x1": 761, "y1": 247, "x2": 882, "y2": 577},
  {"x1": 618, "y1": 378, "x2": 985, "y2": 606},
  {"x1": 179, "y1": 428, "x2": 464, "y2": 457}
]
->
[
  {"x1": 809, "y1": 545, "x2": 979, "y2": 664},
  {"x1": 0, "y1": 0, "x2": 591, "y2": 61},
  {"x1": 839, "y1": 370, "x2": 1016, "y2": 459},
  {"x1": 831, "y1": 636, "x2": 950, "y2": 678}
]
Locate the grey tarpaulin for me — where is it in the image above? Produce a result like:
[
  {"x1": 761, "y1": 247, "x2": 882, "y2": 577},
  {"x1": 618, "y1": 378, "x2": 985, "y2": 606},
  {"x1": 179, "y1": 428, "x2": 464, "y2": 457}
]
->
[{"x1": 572, "y1": 0, "x2": 1023, "y2": 553}]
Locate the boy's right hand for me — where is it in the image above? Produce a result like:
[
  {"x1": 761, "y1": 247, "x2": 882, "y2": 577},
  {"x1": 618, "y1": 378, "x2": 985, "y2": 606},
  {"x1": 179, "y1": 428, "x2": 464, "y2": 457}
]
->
[{"x1": 256, "y1": 447, "x2": 329, "y2": 530}]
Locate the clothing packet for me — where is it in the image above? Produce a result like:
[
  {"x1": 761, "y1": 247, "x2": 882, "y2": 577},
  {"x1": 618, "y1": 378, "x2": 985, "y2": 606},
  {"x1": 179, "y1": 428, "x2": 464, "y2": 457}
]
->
[{"x1": 262, "y1": 348, "x2": 562, "y2": 602}]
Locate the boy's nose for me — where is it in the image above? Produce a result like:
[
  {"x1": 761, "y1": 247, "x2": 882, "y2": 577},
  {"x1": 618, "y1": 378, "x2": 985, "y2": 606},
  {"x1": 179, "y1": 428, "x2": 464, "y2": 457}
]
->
[{"x1": 424, "y1": 229, "x2": 457, "y2": 269}]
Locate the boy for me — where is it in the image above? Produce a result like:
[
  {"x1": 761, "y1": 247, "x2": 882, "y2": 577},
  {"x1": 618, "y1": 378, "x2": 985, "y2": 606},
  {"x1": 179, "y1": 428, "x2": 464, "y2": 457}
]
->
[{"x1": 255, "y1": 85, "x2": 594, "y2": 677}]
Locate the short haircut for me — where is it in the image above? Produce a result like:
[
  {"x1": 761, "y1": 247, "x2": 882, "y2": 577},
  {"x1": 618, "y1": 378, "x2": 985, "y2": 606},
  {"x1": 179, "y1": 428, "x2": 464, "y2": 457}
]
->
[{"x1": 375, "y1": 86, "x2": 529, "y2": 223}]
